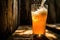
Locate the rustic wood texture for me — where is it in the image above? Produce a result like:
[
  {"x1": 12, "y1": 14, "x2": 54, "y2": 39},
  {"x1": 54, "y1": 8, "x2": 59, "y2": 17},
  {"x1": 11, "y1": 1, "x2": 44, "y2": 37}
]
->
[{"x1": 0, "y1": 0, "x2": 18, "y2": 40}]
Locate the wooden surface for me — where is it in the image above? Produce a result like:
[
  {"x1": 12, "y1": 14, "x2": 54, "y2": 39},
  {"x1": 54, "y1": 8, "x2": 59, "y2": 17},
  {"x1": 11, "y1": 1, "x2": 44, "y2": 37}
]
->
[{"x1": 8, "y1": 26, "x2": 60, "y2": 40}]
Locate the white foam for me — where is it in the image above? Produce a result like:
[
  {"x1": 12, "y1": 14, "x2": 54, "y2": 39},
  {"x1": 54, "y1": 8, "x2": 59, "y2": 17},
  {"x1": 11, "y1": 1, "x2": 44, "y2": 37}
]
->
[{"x1": 32, "y1": 7, "x2": 47, "y2": 15}]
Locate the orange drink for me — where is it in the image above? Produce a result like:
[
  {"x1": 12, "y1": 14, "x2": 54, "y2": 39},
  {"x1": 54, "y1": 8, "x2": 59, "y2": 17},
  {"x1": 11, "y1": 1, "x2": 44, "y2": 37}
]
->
[{"x1": 32, "y1": 7, "x2": 47, "y2": 35}]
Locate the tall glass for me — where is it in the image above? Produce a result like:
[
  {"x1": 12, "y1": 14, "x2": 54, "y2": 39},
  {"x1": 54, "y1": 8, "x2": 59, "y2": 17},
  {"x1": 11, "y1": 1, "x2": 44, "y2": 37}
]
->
[{"x1": 31, "y1": 1, "x2": 48, "y2": 36}]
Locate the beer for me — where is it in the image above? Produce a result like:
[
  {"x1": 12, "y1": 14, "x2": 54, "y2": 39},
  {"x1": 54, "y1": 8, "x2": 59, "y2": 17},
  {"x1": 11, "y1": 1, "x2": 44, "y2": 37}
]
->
[{"x1": 32, "y1": 7, "x2": 47, "y2": 35}]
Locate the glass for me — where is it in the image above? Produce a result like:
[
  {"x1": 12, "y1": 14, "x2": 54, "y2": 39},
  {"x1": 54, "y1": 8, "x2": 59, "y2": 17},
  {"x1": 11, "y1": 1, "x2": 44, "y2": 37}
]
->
[{"x1": 31, "y1": 0, "x2": 48, "y2": 36}]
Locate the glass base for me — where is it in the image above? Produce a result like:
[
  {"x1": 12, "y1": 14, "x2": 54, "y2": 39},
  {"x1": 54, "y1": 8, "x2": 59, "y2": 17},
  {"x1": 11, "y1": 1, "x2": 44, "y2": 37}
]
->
[
  {"x1": 33, "y1": 34, "x2": 49, "y2": 40},
  {"x1": 33, "y1": 34, "x2": 44, "y2": 38}
]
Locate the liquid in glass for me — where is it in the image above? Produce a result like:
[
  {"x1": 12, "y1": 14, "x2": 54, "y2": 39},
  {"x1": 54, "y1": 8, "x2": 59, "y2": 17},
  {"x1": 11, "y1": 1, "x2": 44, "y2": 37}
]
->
[{"x1": 32, "y1": 7, "x2": 47, "y2": 35}]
